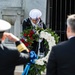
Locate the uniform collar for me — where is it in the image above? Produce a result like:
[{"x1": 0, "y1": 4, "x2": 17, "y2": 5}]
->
[
  {"x1": 30, "y1": 19, "x2": 40, "y2": 27},
  {"x1": 68, "y1": 36, "x2": 75, "y2": 39}
]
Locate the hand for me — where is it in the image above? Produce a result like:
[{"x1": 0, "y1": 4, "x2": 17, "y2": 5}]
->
[{"x1": 3, "y1": 32, "x2": 19, "y2": 42}]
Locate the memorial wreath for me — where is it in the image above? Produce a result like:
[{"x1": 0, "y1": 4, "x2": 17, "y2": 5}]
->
[{"x1": 20, "y1": 26, "x2": 59, "y2": 75}]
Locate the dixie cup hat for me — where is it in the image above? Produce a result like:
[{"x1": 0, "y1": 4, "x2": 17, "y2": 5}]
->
[
  {"x1": 0, "y1": 19, "x2": 11, "y2": 32},
  {"x1": 29, "y1": 9, "x2": 42, "y2": 19}
]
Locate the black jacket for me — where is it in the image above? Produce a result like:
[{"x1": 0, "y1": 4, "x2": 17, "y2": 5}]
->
[
  {"x1": 22, "y1": 18, "x2": 47, "y2": 54},
  {"x1": 46, "y1": 37, "x2": 75, "y2": 75},
  {"x1": 0, "y1": 42, "x2": 30, "y2": 75},
  {"x1": 22, "y1": 18, "x2": 46, "y2": 30}
]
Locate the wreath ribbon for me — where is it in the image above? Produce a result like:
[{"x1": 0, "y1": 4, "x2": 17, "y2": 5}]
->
[{"x1": 22, "y1": 51, "x2": 38, "y2": 75}]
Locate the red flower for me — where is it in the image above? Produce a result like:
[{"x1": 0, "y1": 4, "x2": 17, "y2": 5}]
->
[
  {"x1": 27, "y1": 30, "x2": 34, "y2": 37},
  {"x1": 24, "y1": 42, "x2": 30, "y2": 47},
  {"x1": 30, "y1": 36, "x2": 33, "y2": 40},
  {"x1": 30, "y1": 30, "x2": 34, "y2": 34},
  {"x1": 28, "y1": 33, "x2": 32, "y2": 37},
  {"x1": 20, "y1": 38, "x2": 31, "y2": 47},
  {"x1": 24, "y1": 33, "x2": 27, "y2": 37},
  {"x1": 20, "y1": 27, "x2": 39, "y2": 49},
  {"x1": 20, "y1": 38, "x2": 25, "y2": 43}
]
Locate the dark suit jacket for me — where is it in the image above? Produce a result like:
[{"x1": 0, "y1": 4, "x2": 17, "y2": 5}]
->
[
  {"x1": 46, "y1": 37, "x2": 75, "y2": 75},
  {"x1": 0, "y1": 42, "x2": 30, "y2": 75},
  {"x1": 22, "y1": 18, "x2": 47, "y2": 54}
]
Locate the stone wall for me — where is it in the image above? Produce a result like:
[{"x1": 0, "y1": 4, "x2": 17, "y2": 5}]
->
[
  {"x1": 0, "y1": 0, "x2": 24, "y2": 41},
  {"x1": 0, "y1": 0, "x2": 22, "y2": 9}
]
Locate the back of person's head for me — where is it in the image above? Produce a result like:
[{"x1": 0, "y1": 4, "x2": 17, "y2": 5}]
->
[
  {"x1": 67, "y1": 14, "x2": 75, "y2": 33},
  {"x1": 0, "y1": 19, "x2": 11, "y2": 39},
  {"x1": 29, "y1": 9, "x2": 42, "y2": 20}
]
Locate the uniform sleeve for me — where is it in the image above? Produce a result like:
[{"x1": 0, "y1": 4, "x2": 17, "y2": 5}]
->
[
  {"x1": 15, "y1": 41, "x2": 30, "y2": 52},
  {"x1": 15, "y1": 51, "x2": 30, "y2": 65},
  {"x1": 22, "y1": 18, "x2": 31, "y2": 31},
  {"x1": 46, "y1": 46, "x2": 57, "y2": 75},
  {"x1": 14, "y1": 41, "x2": 30, "y2": 65},
  {"x1": 22, "y1": 19, "x2": 27, "y2": 31},
  {"x1": 43, "y1": 22, "x2": 46, "y2": 29}
]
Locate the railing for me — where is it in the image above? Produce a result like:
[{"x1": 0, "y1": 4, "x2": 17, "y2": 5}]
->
[{"x1": 46, "y1": 0, "x2": 75, "y2": 42}]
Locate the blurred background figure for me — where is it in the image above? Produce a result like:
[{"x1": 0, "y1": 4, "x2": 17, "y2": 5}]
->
[
  {"x1": 22, "y1": 9, "x2": 48, "y2": 70},
  {"x1": 22, "y1": 9, "x2": 46, "y2": 30},
  {"x1": 22, "y1": 9, "x2": 47, "y2": 55}
]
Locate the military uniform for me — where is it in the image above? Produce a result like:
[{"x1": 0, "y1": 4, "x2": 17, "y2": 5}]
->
[
  {"x1": 0, "y1": 41, "x2": 30, "y2": 75},
  {"x1": 22, "y1": 18, "x2": 46, "y2": 54},
  {"x1": 22, "y1": 9, "x2": 48, "y2": 70},
  {"x1": 0, "y1": 19, "x2": 30, "y2": 75}
]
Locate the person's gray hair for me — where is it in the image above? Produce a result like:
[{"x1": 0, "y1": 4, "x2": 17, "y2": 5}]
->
[{"x1": 67, "y1": 14, "x2": 75, "y2": 32}]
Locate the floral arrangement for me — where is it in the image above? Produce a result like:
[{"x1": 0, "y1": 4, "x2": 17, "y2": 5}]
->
[
  {"x1": 20, "y1": 26, "x2": 39, "y2": 49},
  {"x1": 21, "y1": 26, "x2": 59, "y2": 75}
]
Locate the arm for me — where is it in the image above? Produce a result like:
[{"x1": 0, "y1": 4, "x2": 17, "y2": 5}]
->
[
  {"x1": 40, "y1": 19, "x2": 46, "y2": 29},
  {"x1": 3, "y1": 32, "x2": 30, "y2": 65},
  {"x1": 3, "y1": 32, "x2": 29, "y2": 52},
  {"x1": 22, "y1": 18, "x2": 31, "y2": 31},
  {"x1": 46, "y1": 47, "x2": 57, "y2": 75},
  {"x1": 22, "y1": 19, "x2": 27, "y2": 31},
  {"x1": 43, "y1": 22, "x2": 46, "y2": 29},
  {"x1": 14, "y1": 41, "x2": 30, "y2": 65},
  {"x1": 3, "y1": 32, "x2": 37, "y2": 65}
]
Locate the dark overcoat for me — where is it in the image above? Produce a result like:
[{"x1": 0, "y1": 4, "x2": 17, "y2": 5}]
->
[{"x1": 46, "y1": 37, "x2": 75, "y2": 75}]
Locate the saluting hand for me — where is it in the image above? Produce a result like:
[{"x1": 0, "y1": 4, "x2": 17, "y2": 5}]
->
[{"x1": 3, "y1": 32, "x2": 19, "y2": 42}]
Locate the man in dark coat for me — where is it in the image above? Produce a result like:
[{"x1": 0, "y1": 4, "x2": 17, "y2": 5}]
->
[
  {"x1": 22, "y1": 9, "x2": 47, "y2": 54},
  {"x1": 0, "y1": 19, "x2": 30, "y2": 75},
  {"x1": 46, "y1": 14, "x2": 75, "y2": 75}
]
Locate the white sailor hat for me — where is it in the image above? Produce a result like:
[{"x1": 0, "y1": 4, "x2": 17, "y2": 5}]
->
[
  {"x1": 29, "y1": 9, "x2": 42, "y2": 19},
  {"x1": 0, "y1": 19, "x2": 11, "y2": 32}
]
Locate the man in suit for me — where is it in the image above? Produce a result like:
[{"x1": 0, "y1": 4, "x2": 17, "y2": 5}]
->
[
  {"x1": 46, "y1": 14, "x2": 75, "y2": 75},
  {"x1": 0, "y1": 19, "x2": 30, "y2": 75}
]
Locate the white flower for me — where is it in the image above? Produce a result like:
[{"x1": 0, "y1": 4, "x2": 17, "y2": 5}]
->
[
  {"x1": 35, "y1": 59, "x2": 45, "y2": 65},
  {"x1": 24, "y1": 38, "x2": 27, "y2": 41},
  {"x1": 36, "y1": 30, "x2": 39, "y2": 35},
  {"x1": 40, "y1": 31, "x2": 45, "y2": 38},
  {"x1": 35, "y1": 31, "x2": 56, "y2": 65}
]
